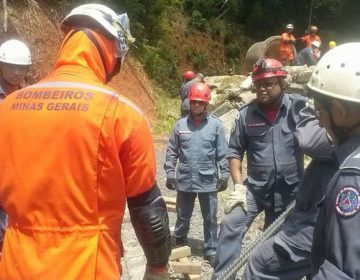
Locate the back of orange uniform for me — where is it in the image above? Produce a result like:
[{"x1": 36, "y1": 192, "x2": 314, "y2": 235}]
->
[
  {"x1": 280, "y1": 32, "x2": 296, "y2": 62},
  {"x1": 0, "y1": 30, "x2": 156, "y2": 279},
  {"x1": 301, "y1": 34, "x2": 321, "y2": 48}
]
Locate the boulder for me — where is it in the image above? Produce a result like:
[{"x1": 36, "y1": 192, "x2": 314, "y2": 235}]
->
[
  {"x1": 212, "y1": 101, "x2": 234, "y2": 117},
  {"x1": 219, "y1": 109, "x2": 239, "y2": 141},
  {"x1": 205, "y1": 64, "x2": 314, "y2": 118}
]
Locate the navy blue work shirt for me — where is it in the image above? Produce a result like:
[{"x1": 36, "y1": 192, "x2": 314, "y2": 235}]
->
[
  {"x1": 312, "y1": 136, "x2": 360, "y2": 280},
  {"x1": 179, "y1": 79, "x2": 197, "y2": 112},
  {"x1": 227, "y1": 93, "x2": 310, "y2": 211}
]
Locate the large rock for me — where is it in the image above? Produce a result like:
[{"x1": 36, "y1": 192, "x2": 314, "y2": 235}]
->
[
  {"x1": 284, "y1": 83, "x2": 308, "y2": 95},
  {"x1": 284, "y1": 65, "x2": 309, "y2": 77},
  {"x1": 219, "y1": 109, "x2": 238, "y2": 141},
  {"x1": 240, "y1": 90, "x2": 256, "y2": 104},
  {"x1": 294, "y1": 69, "x2": 313, "y2": 84},
  {"x1": 206, "y1": 64, "x2": 314, "y2": 119},
  {"x1": 240, "y1": 76, "x2": 253, "y2": 90},
  {"x1": 205, "y1": 75, "x2": 247, "y2": 89},
  {"x1": 212, "y1": 100, "x2": 234, "y2": 117}
]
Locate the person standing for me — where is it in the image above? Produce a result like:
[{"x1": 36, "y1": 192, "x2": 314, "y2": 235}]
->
[
  {"x1": 164, "y1": 82, "x2": 229, "y2": 267},
  {"x1": 0, "y1": 39, "x2": 32, "y2": 100},
  {"x1": 280, "y1": 24, "x2": 296, "y2": 66},
  {"x1": 0, "y1": 4, "x2": 171, "y2": 280},
  {"x1": 308, "y1": 43, "x2": 360, "y2": 280},
  {"x1": 301, "y1": 25, "x2": 321, "y2": 48},
  {"x1": 212, "y1": 58, "x2": 313, "y2": 280},
  {"x1": 242, "y1": 104, "x2": 336, "y2": 280},
  {"x1": 0, "y1": 39, "x2": 32, "y2": 256},
  {"x1": 180, "y1": 70, "x2": 196, "y2": 116}
]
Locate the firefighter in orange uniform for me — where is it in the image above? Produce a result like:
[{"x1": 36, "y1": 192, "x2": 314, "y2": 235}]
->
[
  {"x1": 280, "y1": 24, "x2": 296, "y2": 66},
  {"x1": 0, "y1": 4, "x2": 171, "y2": 280},
  {"x1": 301, "y1": 25, "x2": 321, "y2": 48}
]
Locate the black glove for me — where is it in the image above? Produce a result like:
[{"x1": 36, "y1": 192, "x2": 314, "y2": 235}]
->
[
  {"x1": 166, "y1": 178, "x2": 176, "y2": 190},
  {"x1": 216, "y1": 178, "x2": 228, "y2": 192}
]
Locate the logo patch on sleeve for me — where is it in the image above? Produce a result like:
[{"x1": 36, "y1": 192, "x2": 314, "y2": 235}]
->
[{"x1": 335, "y1": 186, "x2": 360, "y2": 217}]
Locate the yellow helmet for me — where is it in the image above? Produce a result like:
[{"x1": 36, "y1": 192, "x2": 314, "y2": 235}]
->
[{"x1": 328, "y1": 41, "x2": 337, "y2": 49}]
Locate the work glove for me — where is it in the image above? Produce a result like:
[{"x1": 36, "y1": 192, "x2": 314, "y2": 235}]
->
[
  {"x1": 165, "y1": 178, "x2": 176, "y2": 190},
  {"x1": 224, "y1": 183, "x2": 247, "y2": 214},
  {"x1": 216, "y1": 178, "x2": 228, "y2": 192},
  {"x1": 143, "y1": 264, "x2": 169, "y2": 280}
]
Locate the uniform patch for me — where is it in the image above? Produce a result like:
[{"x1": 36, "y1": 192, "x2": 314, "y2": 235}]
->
[
  {"x1": 247, "y1": 122, "x2": 266, "y2": 128},
  {"x1": 335, "y1": 186, "x2": 360, "y2": 217},
  {"x1": 179, "y1": 130, "x2": 191, "y2": 134}
]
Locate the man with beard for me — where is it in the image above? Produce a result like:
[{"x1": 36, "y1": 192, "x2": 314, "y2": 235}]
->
[{"x1": 212, "y1": 58, "x2": 313, "y2": 279}]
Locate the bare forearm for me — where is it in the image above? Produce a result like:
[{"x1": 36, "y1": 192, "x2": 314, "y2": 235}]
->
[{"x1": 229, "y1": 158, "x2": 243, "y2": 185}]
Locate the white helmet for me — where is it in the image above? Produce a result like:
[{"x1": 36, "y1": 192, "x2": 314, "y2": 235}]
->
[
  {"x1": 311, "y1": 40, "x2": 321, "y2": 48},
  {"x1": 0, "y1": 39, "x2": 32, "y2": 65},
  {"x1": 286, "y1": 24, "x2": 294, "y2": 30},
  {"x1": 307, "y1": 43, "x2": 360, "y2": 103},
  {"x1": 60, "y1": 4, "x2": 134, "y2": 63}
]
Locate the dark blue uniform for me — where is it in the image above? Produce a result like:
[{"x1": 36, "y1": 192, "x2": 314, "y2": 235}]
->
[
  {"x1": 164, "y1": 114, "x2": 229, "y2": 257},
  {"x1": 312, "y1": 136, "x2": 360, "y2": 280},
  {"x1": 242, "y1": 105, "x2": 336, "y2": 280},
  {"x1": 213, "y1": 94, "x2": 314, "y2": 279},
  {"x1": 179, "y1": 79, "x2": 197, "y2": 116}
]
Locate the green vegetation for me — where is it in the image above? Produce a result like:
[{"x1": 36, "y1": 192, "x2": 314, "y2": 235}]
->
[
  {"x1": 153, "y1": 87, "x2": 180, "y2": 134},
  {"x1": 42, "y1": 0, "x2": 360, "y2": 133}
]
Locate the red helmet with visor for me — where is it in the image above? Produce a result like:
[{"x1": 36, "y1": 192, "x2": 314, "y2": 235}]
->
[
  {"x1": 252, "y1": 58, "x2": 287, "y2": 82},
  {"x1": 189, "y1": 82, "x2": 211, "y2": 102}
]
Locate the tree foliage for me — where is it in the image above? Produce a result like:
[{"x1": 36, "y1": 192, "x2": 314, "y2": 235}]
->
[{"x1": 41, "y1": 0, "x2": 359, "y2": 95}]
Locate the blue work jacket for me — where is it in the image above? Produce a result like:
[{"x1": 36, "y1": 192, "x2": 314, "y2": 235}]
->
[
  {"x1": 274, "y1": 108, "x2": 336, "y2": 261},
  {"x1": 179, "y1": 79, "x2": 196, "y2": 112},
  {"x1": 227, "y1": 93, "x2": 309, "y2": 211},
  {"x1": 164, "y1": 113, "x2": 229, "y2": 192},
  {"x1": 312, "y1": 136, "x2": 360, "y2": 280}
]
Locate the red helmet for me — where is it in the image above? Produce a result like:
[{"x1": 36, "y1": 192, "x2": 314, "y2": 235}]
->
[
  {"x1": 189, "y1": 82, "x2": 211, "y2": 102},
  {"x1": 252, "y1": 58, "x2": 287, "y2": 82},
  {"x1": 183, "y1": 70, "x2": 196, "y2": 80}
]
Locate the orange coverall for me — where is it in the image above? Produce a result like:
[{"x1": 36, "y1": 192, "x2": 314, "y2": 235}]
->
[
  {"x1": 0, "y1": 30, "x2": 156, "y2": 279},
  {"x1": 301, "y1": 34, "x2": 321, "y2": 48},
  {"x1": 280, "y1": 32, "x2": 296, "y2": 64}
]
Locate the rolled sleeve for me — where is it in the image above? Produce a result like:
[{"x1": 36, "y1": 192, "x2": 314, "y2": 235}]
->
[{"x1": 227, "y1": 111, "x2": 245, "y2": 160}]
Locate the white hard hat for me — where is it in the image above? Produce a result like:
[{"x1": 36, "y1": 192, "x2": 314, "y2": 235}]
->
[
  {"x1": 286, "y1": 24, "x2": 294, "y2": 29},
  {"x1": 311, "y1": 40, "x2": 321, "y2": 48},
  {"x1": 307, "y1": 43, "x2": 360, "y2": 103},
  {"x1": 0, "y1": 39, "x2": 32, "y2": 65},
  {"x1": 60, "y1": 4, "x2": 134, "y2": 62}
]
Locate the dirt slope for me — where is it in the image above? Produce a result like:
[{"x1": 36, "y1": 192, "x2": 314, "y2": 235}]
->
[{"x1": 0, "y1": 1, "x2": 155, "y2": 121}]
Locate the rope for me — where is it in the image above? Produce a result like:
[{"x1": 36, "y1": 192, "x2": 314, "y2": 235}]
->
[
  {"x1": 215, "y1": 200, "x2": 296, "y2": 280},
  {"x1": 308, "y1": 0, "x2": 314, "y2": 29}
]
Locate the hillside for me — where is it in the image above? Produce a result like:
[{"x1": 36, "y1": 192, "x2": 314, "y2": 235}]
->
[{"x1": 0, "y1": 1, "x2": 156, "y2": 120}]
